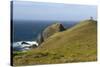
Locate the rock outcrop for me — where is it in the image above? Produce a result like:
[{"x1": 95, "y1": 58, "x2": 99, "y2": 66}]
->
[{"x1": 37, "y1": 23, "x2": 65, "y2": 45}]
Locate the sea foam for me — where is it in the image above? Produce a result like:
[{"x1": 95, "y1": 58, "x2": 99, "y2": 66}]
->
[{"x1": 13, "y1": 41, "x2": 38, "y2": 51}]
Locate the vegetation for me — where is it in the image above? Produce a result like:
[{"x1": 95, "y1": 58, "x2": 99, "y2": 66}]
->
[{"x1": 13, "y1": 20, "x2": 97, "y2": 66}]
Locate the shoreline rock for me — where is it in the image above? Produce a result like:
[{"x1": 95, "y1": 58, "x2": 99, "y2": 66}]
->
[{"x1": 37, "y1": 23, "x2": 65, "y2": 45}]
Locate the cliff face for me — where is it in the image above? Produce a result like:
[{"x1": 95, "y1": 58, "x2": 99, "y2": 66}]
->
[
  {"x1": 14, "y1": 20, "x2": 97, "y2": 65},
  {"x1": 37, "y1": 23, "x2": 65, "y2": 44}
]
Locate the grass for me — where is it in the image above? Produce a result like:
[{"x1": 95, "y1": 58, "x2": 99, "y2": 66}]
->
[{"x1": 13, "y1": 20, "x2": 97, "y2": 66}]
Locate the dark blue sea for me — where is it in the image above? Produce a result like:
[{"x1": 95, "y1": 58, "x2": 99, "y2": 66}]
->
[
  {"x1": 13, "y1": 20, "x2": 77, "y2": 42},
  {"x1": 12, "y1": 20, "x2": 78, "y2": 51}
]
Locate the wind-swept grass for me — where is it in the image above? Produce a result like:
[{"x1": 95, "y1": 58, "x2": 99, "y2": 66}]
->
[{"x1": 13, "y1": 20, "x2": 97, "y2": 66}]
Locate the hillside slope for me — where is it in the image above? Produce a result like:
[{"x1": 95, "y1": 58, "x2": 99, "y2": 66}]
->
[{"x1": 13, "y1": 20, "x2": 97, "y2": 65}]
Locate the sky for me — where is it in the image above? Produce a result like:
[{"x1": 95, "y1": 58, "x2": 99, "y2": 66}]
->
[{"x1": 12, "y1": 1, "x2": 97, "y2": 21}]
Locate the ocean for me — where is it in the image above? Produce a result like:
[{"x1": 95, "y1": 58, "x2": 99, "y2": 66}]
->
[{"x1": 12, "y1": 20, "x2": 77, "y2": 51}]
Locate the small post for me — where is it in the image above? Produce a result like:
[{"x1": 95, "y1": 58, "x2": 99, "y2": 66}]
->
[{"x1": 90, "y1": 16, "x2": 93, "y2": 20}]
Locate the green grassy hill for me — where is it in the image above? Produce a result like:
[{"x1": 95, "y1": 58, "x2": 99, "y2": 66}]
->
[{"x1": 13, "y1": 20, "x2": 97, "y2": 66}]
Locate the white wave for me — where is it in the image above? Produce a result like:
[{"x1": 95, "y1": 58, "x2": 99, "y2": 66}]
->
[{"x1": 13, "y1": 41, "x2": 39, "y2": 51}]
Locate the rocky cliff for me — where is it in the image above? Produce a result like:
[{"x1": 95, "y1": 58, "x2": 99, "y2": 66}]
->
[
  {"x1": 14, "y1": 20, "x2": 97, "y2": 65},
  {"x1": 37, "y1": 23, "x2": 65, "y2": 44}
]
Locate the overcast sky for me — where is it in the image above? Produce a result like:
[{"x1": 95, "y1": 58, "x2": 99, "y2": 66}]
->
[{"x1": 13, "y1": 1, "x2": 97, "y2": 21}]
